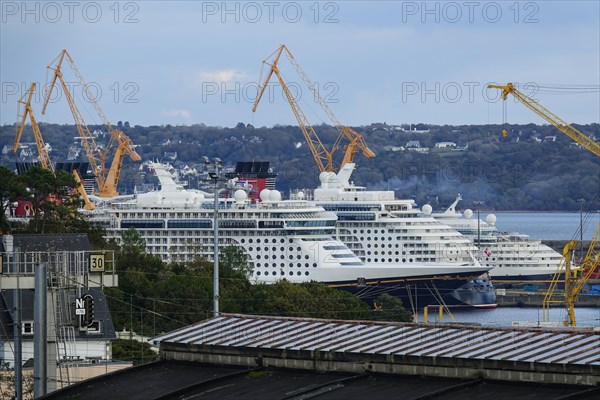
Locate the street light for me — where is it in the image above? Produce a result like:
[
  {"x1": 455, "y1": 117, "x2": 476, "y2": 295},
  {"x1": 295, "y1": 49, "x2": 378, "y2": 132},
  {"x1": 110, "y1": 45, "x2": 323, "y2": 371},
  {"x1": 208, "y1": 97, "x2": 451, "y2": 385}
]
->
[
  {"x1": 204, "y1": 157, "x2": 223, "y2": 317},
  {"x1": 578, "y1": 198, "x2": 585, "y2": 262},
  {"x1": 473, "y1": 201, "x2": 484, "y2": 246}
]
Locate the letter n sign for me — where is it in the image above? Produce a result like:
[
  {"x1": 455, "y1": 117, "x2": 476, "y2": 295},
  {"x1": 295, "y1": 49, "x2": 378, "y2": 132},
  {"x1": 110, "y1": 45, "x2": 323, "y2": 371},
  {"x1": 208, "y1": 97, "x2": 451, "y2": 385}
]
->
[
  {"x1": 76, "y1": 298, "x2": 85, "y2": 315},
  {"x1": 89, "y1": 254, "x2": 105, "y2": 272}
]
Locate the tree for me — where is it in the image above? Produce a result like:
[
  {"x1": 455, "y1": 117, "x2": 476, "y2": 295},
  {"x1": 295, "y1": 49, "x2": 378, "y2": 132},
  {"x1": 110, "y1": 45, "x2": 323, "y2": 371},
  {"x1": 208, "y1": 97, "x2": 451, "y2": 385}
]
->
[
  {"x1": 372, "y1": 293, "x2": 412, "y2": 322},
  {"x1": 111, "y1": 339, "x2": 158, "y2": 365},
  {"x1": 19, "y1": 167, "x2": 79, "y2": 233},
  {"x1": 121, "y1": 227, "x2": 146, "y2": 253},
  {"x1": 0, "y1": 166, "x2": 25, "y2": 233}
]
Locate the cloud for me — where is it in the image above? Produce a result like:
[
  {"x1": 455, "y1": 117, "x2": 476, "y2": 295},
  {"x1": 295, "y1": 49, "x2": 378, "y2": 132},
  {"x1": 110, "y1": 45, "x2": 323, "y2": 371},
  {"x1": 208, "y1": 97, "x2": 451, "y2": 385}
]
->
[
  {"x1": 196, "y1": 69, "x2": 247, "y2": 84},
  {"x1": 162, "y1": 109, "x2": 191, "y2": 119}
]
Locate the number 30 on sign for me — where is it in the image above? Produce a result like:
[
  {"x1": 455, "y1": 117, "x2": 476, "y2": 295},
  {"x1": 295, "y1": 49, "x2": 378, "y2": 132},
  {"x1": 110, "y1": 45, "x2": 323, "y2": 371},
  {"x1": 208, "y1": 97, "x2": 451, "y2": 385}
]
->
[{"x1": 89, "y1": 254, "x2": 105, "y2": 272}]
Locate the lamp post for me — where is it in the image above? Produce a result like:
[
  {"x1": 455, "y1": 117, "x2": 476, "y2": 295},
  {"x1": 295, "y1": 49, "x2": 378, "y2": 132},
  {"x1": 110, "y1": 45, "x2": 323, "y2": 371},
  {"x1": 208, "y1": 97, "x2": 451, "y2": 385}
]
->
[
  {"x1": 473, "y1": 201, "x2": 484, "y2": 246},
  {"x1": 204, "y1": 157, "x2": 223, "y2": 318},
  {"x1": 578, "y1": 198, "x2": 585, "y2": 262}
]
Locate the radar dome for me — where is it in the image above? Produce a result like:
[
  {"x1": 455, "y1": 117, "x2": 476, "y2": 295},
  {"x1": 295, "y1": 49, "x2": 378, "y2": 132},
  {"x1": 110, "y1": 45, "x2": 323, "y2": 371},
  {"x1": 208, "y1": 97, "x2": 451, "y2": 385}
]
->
[
  {"x1": 486, "y1": 214, "x2": 497, "y2": 225},
  {"x1": 319, "y1": 172, "x2": 329, "y2": 182},
  {"x1": 259, "y1": 189, "x2": 271, "y2": 202},
  {"x1": 421, "y1": 204, "x2": 433, "y2": 215},
  {"x1": 234, "y1": 190, "x2": 247, "y2": 203},
  {"x1": 269, "y1": 190, "x2": 282, "y2": 202},
  {"x1": 296, "y1": 191, "x2": 305, "y2": 200},
  {"x1": 464, "y1": 209, "x2": 473, "y2": 219}
]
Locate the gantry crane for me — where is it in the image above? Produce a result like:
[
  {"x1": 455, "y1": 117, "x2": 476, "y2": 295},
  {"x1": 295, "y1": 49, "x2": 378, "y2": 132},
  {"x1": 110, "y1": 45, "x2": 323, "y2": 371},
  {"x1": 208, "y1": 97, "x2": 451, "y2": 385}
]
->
[
  {"x1": 42, "y1": 49, "x2": 141, "y2": 197},
  {"x1": 14, "y1": 83, "x2": 95, "y2": 210},
  {"x1": 488, "y1": 82, "x2": 600, "y2": 326},
  {"x1": 253, "y1": 45, "x2": 375, "y2": 172}
]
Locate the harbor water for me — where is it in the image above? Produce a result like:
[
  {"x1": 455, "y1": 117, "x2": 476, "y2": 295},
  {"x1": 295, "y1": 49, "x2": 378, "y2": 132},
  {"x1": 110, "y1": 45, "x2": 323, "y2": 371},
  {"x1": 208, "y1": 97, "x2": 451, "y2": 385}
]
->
[
  {"x1": 493, "y1": 212, "x2": 600, "y2": 240},
  {"x1": 446, "y1": 212, "x2": 600, "y2": 327}
]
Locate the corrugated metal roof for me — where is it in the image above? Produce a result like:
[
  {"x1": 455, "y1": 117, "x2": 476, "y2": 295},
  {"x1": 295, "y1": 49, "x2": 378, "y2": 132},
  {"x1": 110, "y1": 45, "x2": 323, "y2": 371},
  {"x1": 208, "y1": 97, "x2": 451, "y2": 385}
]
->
[{"x1": 154, "y1": 314, "x2": 600, "y2": 366}]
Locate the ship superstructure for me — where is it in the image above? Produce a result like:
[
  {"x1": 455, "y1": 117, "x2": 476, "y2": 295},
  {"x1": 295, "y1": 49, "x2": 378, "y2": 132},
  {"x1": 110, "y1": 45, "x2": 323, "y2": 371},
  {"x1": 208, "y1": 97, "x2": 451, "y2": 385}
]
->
[{"x1": 429, "y1": 195, "x2": 564, "y2": 284}]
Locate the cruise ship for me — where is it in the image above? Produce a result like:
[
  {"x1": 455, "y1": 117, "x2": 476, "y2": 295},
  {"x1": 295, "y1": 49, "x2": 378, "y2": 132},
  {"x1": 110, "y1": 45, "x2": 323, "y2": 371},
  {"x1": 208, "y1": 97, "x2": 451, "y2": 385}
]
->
[
  {"x1": 428, "y1": 195, "x2": 563, "y2": 285},
  {"x1": 87, "y1": 163, "x2": 492, "y2": 309},
  {"x1": 289, "y1": 163, "x2": 496, "y2": 308}
]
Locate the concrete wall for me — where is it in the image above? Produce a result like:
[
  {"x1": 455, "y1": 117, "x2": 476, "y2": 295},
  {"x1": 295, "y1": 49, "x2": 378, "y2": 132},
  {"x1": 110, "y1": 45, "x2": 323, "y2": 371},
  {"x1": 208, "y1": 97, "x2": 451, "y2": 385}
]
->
[{"x1": 160, "y1": 343, "x2": 600, "y2": 386}]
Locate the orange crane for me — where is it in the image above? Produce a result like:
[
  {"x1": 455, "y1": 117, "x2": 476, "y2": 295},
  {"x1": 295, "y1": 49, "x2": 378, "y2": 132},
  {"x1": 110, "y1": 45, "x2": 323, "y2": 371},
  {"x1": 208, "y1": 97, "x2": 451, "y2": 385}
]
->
[
  {"x1": 42, "y1": 49, "x2": 141, "y2": 197},
  {"x1": 15, "y1": 83, "x2": 53, "y2": 171},
  {"x1": 253, "y1": 45, "x2": 375, "y2": 172},
  {"x1": 488, "y1": 82, "x2": 600, "y2": 326},
  {"x1": 488, "y1": 83, "x2": 600, "y2": 156},
  {"x1": 14, "y1": 83, "x2": 94, "y2": 210}
]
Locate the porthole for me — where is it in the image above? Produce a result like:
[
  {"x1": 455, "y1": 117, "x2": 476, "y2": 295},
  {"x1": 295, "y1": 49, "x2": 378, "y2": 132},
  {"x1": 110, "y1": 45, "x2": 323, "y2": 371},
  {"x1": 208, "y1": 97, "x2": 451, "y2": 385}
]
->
[
  {"x1": 305, "y1": 271, "x2": 309, "y2": 276},
  {"x1": 257, "y1": 239, "x2": 261, "y2": 243},
  {"x1": 257, "y1": 271, "x2": 261, "y2": 276}
]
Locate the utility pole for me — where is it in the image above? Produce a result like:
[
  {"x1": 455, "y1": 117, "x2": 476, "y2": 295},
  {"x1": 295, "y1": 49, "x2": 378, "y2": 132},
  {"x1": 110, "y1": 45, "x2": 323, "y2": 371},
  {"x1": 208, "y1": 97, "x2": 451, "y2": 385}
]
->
[
  {"x1": 34, "y1": 263, "x2": 48, "y2": 398},
  {"x1": 204, "y1": 157, "x2": 223, "y2": 318},
  {"x1": 13, "y1": 280, "x2": 22, "y2": 400}
]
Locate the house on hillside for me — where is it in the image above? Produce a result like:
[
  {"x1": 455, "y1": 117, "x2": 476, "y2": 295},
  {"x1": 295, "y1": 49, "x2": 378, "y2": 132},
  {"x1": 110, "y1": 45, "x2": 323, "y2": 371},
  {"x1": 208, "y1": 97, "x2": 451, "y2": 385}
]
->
[
  {"x1": 435, "y1": 142, "x2": 456, "y2": 149},
  {"x1": 406, "y1": 140, "x2": 429, "y2": 153}
]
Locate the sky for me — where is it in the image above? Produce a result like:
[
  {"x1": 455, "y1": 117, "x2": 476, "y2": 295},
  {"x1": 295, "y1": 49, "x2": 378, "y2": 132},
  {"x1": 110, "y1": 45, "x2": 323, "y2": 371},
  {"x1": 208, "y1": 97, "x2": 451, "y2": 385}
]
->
[{"x1": 1, "y1": 0, "x2": 599, "y2": 128}]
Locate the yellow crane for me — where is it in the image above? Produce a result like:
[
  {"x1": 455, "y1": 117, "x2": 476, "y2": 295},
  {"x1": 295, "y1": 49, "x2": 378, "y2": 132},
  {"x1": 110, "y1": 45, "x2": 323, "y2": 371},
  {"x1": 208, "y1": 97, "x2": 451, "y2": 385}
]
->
[
  {"x1": 14, "y1": 83, "x2": 94, "y2": 210},
  {"x1": 542, "y1": 226, "x2": 600, "y2": 326},
  {"x1": 488, "y1": 82, "x2": 600, "y2": 326},
  {"x1": 15, "y1": 83, "x2": 53, "y2": 171},
  {"x1": 253, "y1": 45, "x2": 375, "y2": 172},
  {"x1": 42, "y1": 49, "x2": 141, "y2": 197},
  {"x1": 488, "y1": 83, "x2": 600, "y2": 156}
]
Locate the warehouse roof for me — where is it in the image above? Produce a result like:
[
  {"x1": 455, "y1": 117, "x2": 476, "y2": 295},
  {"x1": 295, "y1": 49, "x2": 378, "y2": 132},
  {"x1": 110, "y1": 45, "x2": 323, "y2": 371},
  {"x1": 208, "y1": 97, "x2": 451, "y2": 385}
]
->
[{"x1": 154, "y1": 314, "x2": 600, "y2": 366}]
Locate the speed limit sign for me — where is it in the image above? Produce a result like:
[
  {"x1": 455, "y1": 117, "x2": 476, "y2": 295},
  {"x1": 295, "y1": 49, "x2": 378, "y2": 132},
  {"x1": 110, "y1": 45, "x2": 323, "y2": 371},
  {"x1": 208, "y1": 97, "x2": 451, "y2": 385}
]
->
[{"x1": 89, "y1": 254, "x2": 105, "y2": 272}]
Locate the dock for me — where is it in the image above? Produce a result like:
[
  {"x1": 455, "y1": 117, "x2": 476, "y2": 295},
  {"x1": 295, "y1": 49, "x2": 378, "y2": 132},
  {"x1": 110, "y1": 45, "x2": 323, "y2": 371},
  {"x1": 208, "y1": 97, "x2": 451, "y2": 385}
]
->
[{"x1": 496, "y1": 290, "x2": 600, "y2": 307}]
